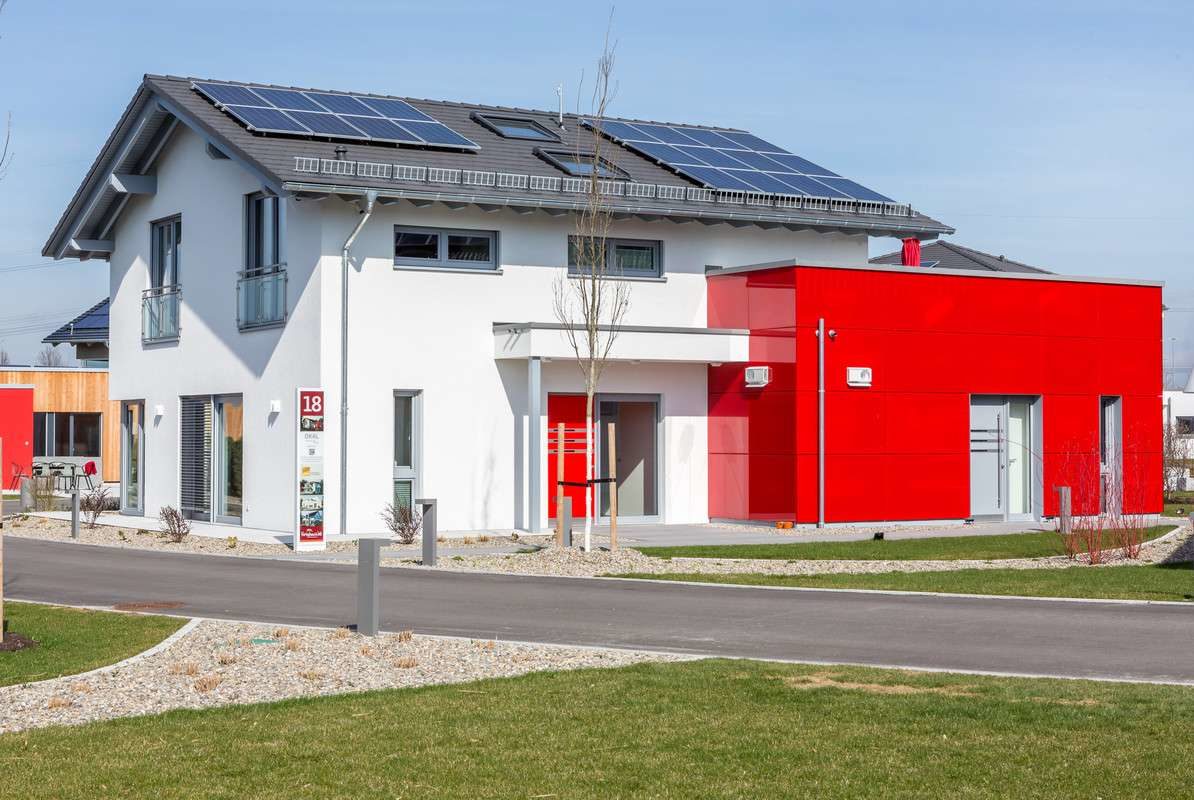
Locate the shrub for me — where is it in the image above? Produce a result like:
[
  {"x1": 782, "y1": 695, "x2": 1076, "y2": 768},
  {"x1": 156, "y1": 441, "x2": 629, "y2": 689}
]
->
[
  {"x1": 31, "y1": 477, "x2": 55, "y2": 511},
  {"x1": 80, "y1": 485, "x2": 111, "y2": 529},
  {"x1": 158, "y1": 505, "x2": 191, "y2": 543},
  {"x1": 381, "y1": 502, "x2": 422, "y2": 545}
]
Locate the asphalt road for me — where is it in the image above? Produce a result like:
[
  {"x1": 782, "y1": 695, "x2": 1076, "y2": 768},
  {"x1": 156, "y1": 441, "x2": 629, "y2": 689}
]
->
[{"x1": 6, "y1": 536, "x2": 1194, "y2": 684}]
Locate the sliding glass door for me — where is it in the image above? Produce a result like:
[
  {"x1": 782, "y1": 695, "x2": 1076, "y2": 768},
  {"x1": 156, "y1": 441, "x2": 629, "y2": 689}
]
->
[
  {"x1": 120, "y1": 401, "x2": 144, "y2": 515},
  {"x1": 180, "y1": 394, "x2": 243, "y2": 524},
  {"x1": 214, "y1": 395, "x2": 244, "y2": 524}
]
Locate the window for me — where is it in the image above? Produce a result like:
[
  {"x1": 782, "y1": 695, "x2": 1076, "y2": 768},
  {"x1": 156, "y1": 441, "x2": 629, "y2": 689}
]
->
[
  {"x1": 32, "y1": 412, "x2": 102, "y2": 458},
  {"x1": 246, "y1": 192, "x2": 281, "y2": 272},
  {"x1": 394, "y1": 226, "x2": 497, "y2": 270},
  {"x1": 1177, "y1": 416, "x2": 1194, "y2": 436},
  {"x1": 568, "y1": 236, "x2": 662, "y2": 278},
  {"x1": 537, "y1": 149, "x2": 629, "y2": 179},
  {"x1": 471, "y1": 112, "x2": 561, "y2": 141},
  {"x1": 151, "y1": 216, "x2": 182, "y2": 288},
  {"x1": 394, "y1": 391, "x2": 421, "y2": 509}
]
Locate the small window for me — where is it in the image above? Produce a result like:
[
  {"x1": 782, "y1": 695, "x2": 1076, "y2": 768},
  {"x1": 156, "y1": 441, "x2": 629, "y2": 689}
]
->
[
  {"x1": 472, "y1": 112, "x2": 560, "y2": 141},
  {"x1": 568, "y1": 236, "x2": 662, "y2": 278},
  {"x1": 537, "y1": 149, "x2": 629, "y2": 179},
  {"x1": 33, "y1": 412, "x2": 102, "y2": 457},
  {"x1": 394, "y1": 226, "x2": 497, "y2": 270},
  {"x1": 1177, "y1": 416, "x2": 1194, "y2": 436}
]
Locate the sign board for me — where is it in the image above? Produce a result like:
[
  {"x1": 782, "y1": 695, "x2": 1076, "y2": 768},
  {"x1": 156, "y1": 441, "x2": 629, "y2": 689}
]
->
[{"x1": 296, "y1": 388, "x2": 326, "y2": 551}]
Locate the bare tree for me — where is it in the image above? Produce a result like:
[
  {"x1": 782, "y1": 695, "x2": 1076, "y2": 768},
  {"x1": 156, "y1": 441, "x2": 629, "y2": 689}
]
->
[
  {"x1": 0, "y1": 2, "x2": 11, "y2": 183},
  {"x1": 0, "y1": 347, "x2": 9, "y2": 365},
  {"x1": 34, "y1": 345, "x2": 64, "y2": 367},
  {"x1": 552, "y1": 16, "x2": 631, "y2": 552}
]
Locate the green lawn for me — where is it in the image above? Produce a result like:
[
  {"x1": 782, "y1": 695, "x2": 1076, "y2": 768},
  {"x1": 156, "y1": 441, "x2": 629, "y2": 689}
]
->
[
  {"x1": 1, "y1": 659, "x2": 1192, "y2": 798},
  {"x1": 635, "y1": 525, "x2": 1176, "y2": 561},
  {"x1": 613, "y1": 562, "x2": 1194, "y2": 602},
  {"x1": 0, "y1": 602, "x2": 184, "y2": 687}
]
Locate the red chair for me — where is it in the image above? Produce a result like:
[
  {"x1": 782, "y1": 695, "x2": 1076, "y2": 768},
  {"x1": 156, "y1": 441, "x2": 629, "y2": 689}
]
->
[
  {"x1": 8, "y1": 462, "x2": 25, "y2": 491},
  {"x1": 82, "y1": 461, "x2": 97, "y2": 490}
]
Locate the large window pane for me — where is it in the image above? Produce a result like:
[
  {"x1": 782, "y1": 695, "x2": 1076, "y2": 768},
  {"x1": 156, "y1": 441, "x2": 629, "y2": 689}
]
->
[
  {"x1": 248, "y1": 193, "x2": 280, "y2": 270},
  {"x1": 33, "y1": 412, "x2": 47, "y2": 457},
  {"x1": 394, "y1": 230, "x2": 439, "y2": 261},
  {"x1": 394, "y1": 394, "x2": 413, "y2": 468},
  {"x1": 53, "y1": 413, "x2": 71, "y2": 458},
  {"x1": 70, "y1": 413, "x2": 102, "y2": 457},
  {"x1": 614, "y1": 243, "x2": 657, "y2": 274},
  {"x1": 151, "y1": 216, "x2": 181, "y2": 287},
  {"x1": 447, "y1": 234, "x2": 491, "y2": 262}
]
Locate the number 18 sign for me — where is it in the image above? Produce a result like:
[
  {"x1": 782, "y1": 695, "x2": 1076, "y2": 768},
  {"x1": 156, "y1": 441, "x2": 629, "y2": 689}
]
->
[{"x1": 296, "y1": 388, "x2": 326, "y2": 552}]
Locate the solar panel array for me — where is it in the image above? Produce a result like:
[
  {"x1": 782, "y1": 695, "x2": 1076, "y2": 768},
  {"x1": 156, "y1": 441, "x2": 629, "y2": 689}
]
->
[
  {"x1": 192, "y1": 82, "x2": 480, "y2": 150},
  {"x1": 584, "y1": 119, "x2": 892, "y2": 203}
]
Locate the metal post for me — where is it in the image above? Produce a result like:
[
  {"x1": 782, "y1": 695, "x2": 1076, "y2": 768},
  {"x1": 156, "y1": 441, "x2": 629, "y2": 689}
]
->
[
  {"x1": 417, "y1": 498, "x2": 436, "y2": 567},
  {"x1": 357, "y1": 537, "x2": 382, "y2": 636},
  {"x1": 1056, "y1": 486, "x2": 1072, "y2": 534},
  {"x1": 71, "y1": 487, "x2": 80, "y2": 540},
  {"x1": 527, "y1": 357, "x2": 542, "y2": 533},
  {"x1": 817, "y1": 318, "x2": 826, "y2": 529},
  {"x1": 562, "y1": 496, "x2": 573, "y2": 548}
]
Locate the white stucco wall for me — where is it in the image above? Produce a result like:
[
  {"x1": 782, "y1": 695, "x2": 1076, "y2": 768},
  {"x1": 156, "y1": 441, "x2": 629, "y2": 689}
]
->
[{"x1": 106, "y1": 124, "x2": 869, "y2": 534}]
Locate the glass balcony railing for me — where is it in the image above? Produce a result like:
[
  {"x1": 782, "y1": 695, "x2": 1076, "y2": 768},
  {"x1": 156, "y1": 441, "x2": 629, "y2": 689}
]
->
[
  {"x1": 142, "y1": 285, "x2": 181, "y2": 342},
  {"x1": 237, "y1": 266, "x2": 287, "y2": 330}
]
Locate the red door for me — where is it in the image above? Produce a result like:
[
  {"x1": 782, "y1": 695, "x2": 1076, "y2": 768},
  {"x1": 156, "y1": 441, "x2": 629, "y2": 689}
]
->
[
  {"x1": 547, "y1": 394, "x2": 591, "y2": 519},
  {"x1": 0, "y1": 386, "x2": 34, "y2": 488}
]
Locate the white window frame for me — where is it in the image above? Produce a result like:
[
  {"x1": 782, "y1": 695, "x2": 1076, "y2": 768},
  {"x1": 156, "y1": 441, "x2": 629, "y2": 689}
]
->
[{"x1": 393, "y1": 225, "x2": 499, "y2": 271}]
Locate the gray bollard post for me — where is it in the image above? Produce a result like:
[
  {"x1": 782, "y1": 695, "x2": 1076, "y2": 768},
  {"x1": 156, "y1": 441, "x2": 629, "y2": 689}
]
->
[
  {"x1": 562, "y1": 496, "x2": 573, "y2": 548},
  {"x1": 357, "y1": 537, "x2": 382, "y2": 636},
  {"x1": 19, "y1": 477, "x2": 33, "y2": 512},
  {"x1": 417, "y1": 498, "x2": 437, "y2": 567},
  {"x1": 71, "y1": 488, "x2": 80, "y2": 539},
  {"x1": 1055, "y1": 486, "x2": 1072, "y2": 534}
]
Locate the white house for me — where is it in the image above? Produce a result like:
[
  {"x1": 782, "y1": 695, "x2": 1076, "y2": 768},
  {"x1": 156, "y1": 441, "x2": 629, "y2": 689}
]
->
[{"x1": 43, "y1": 75, "x2": 952, "y2": 538}]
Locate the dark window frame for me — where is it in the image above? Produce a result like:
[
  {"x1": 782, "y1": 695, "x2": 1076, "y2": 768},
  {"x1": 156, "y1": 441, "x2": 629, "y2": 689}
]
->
[
  {"x1": 150, "y1": 214, "x2": 182, "y2": 289},
  {"x1": 245, "y1": 191, "x2": 282, "y2": 274},
  {"x1": 393, "y1": 225, "x2": 499, "y2": 271},
  {"x1": 32, "y1": 411, "x2": 102, "y2": 458},
  {"x1": 471, "y1": 111, "x2": 561, "y2": 142},
  {"x1": 568, "y1": 235, "x2": 663, "y2": 278},
  {"x1": 1176, "y1": 416, "x2": 1194, "y2": 437}
]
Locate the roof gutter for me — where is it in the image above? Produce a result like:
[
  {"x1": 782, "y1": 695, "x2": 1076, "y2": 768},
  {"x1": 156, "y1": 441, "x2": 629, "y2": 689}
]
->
[
  {"x1": 339, "y1": 190, "x2": 377, "y2": 539},
  {"x1": 282, "y1": 181, "x2": 955, "y2": 238}
]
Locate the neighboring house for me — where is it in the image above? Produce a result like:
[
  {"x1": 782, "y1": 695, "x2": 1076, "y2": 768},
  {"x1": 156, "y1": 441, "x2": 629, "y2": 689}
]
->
[
  {"x1": 870, "y1": 239, "x2": 1053, "y2": 274},
  {"x1": 43, "y1": 298, "x2": 110, "y2": 366},
  {"x1": 0, "y1": 367, "x2": 119, "y2": 484},
  {"x1": 42, "y1": 75, "x2": 1159, "y2": 535}
]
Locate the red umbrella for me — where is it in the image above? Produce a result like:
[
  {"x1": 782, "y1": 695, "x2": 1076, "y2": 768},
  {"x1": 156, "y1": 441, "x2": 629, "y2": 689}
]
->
[{"x1": 901, "y1": 238, "x2": 921, "y2": 266}]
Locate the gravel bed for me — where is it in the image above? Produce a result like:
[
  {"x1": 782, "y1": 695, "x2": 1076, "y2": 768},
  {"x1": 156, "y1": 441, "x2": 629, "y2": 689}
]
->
[
  {"x1": 2, "y1": 514, "x2": 543, "y2": 556},
  {"x1": 407, "y1": 526, "x2": 1194, "y2": 578},
  {"x1": 0, "y1": 619, "x2": 682, "y2": 734}
]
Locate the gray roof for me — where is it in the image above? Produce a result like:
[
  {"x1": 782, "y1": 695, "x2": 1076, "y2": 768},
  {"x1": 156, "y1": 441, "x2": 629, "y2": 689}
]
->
[
  {"x1": 43, "y1": 298, "x2": 109, "y2": 344},
  {"x1": 869, "y1": 240, "x2": 1052, "y2": 274},
  {"x1": 45, "y1": 75, "x2": 954, "y2": 259}
]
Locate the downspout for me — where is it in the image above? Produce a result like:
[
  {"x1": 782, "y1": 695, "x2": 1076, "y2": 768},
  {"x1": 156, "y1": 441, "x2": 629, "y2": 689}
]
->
[
  {"x1": 815, "y1": 318, "x2": 835, "y2": 528},
  {"x1": 339, "y1": 190, "x2": 377, "y2": 538}
]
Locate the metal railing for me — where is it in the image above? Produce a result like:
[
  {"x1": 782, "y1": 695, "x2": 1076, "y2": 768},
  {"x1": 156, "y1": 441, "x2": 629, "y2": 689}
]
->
[
  {"x1": 237, "y1": 266, "x2": 287, "y2": 330},
  {"x1": 142, "y1": 285, "x2": 180, "y2": 342}
]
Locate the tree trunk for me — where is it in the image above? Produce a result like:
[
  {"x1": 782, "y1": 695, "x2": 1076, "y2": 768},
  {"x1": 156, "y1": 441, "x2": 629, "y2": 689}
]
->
[{"x1": 584, "y1": 388, "x2": 594, "y2": 552}]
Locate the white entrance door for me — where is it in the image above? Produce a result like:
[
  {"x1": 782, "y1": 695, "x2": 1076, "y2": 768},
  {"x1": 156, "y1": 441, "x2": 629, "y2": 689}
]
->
[
  {"x1": 970, "y1": 396, "x2": 1037, "y2": 521},
  {"x1": 1007, "y1": 400, "x2": 1031, "y2": 517}
]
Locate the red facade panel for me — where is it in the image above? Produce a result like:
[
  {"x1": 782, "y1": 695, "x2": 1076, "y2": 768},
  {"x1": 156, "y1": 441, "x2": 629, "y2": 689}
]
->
[{"x1": 708, "y1": 264, "x2": 1163, "y2": 523}]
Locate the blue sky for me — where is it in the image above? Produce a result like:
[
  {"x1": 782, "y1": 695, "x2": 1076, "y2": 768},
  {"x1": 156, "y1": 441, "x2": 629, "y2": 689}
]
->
[{"x1": 1, "y1": 0, "x2": 1191, "y2": 378}]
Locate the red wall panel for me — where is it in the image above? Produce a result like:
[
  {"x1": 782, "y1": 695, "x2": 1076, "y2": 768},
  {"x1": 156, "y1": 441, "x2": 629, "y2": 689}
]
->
[
  {"x1": 708, "y1": 264, "x2": 1163, "y2": 523},
  {"x1": 547, "y1": 394, "x2": 590, "y2": 519},
  {"x1": 0, "y1": 386, "x2": 34, "y2": 488}
]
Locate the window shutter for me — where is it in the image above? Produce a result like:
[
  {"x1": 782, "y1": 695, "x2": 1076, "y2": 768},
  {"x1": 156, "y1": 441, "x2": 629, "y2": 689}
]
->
[{"x1": 180, "y1": 397, "x2": 212, "y2": 520}]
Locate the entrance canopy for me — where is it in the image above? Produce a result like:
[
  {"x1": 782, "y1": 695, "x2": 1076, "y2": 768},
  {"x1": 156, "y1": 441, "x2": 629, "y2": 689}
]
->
[{"x1": 493, "y1": 322, "x2": 749, "y2": 364}]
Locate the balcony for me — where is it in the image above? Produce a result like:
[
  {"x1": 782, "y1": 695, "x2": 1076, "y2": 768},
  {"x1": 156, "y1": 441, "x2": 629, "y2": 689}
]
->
[
  {"x1": 237, "y1": 266, "x2": 287, "y2": 330},
  {"x1": 142, "y1": 285, "x2": 180, "y2": 342}
]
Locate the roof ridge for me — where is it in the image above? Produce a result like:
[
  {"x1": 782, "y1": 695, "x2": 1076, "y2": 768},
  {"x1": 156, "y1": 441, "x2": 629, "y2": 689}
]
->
[{"x1": 146, "y1": 74, "x2": 750, "y2": 133}]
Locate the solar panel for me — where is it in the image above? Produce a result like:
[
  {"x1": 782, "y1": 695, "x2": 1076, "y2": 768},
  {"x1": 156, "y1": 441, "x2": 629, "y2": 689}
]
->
[
  {"x1": 583, "y1": 118, "x2": 892, "y2": 203},
  {"x1": 192, "y1": 81, "x2": 479, "y2": 150}
]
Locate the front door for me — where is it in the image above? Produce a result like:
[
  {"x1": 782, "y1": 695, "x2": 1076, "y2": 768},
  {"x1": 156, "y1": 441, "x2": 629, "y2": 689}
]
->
[
  {"x1": 120, "y1": 401, "x2": 144, "y2": 515},
  {"x1": 970, "y1": 396, "x2": 1037, "y2": 521},
  {"x1": 598, "y1": 397, "x2": 659, "y2": 521}
]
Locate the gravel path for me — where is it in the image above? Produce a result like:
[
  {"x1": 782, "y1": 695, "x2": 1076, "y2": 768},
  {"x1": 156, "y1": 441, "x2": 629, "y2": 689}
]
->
[
  {"x1": 3, "y1": 514, "x2": 544, "y2": 557},
  {"x1": 405, "y1": 526, "x2": 1194, "y2": 578},
  {"x1": 0, "y1": 619, "x2": 682, "y2": 734}
]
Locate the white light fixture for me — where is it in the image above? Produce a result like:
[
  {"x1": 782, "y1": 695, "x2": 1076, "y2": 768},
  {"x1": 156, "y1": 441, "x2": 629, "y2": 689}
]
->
[
  {"x1": 269, "y1": 399, "x2": 282, "y2": 414},
  {"x1": 153, "y1": 404, "x2": 165, "y2": 418}
]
